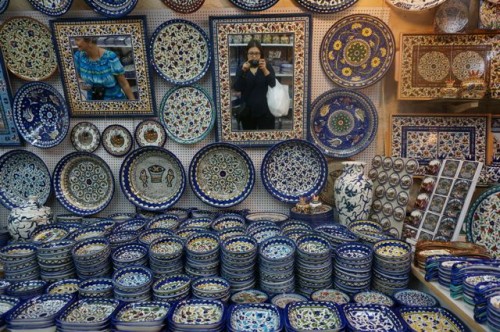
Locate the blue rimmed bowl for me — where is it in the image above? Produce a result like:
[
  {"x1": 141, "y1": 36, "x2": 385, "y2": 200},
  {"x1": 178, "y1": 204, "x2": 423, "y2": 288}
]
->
[
  {"x1": 284, "y1": 229, "x2": 314, "y2": 243},
  {"x1": 227, "y1": 303, "x2": 282, "y2": 332},
  {"x1": 353, "y1": 290, "x2": 395, "y2": 307},
  {"x1": 185, "y1": 232, "x2": 220, "y2": 257},
  {"x1": 113, "y1": 265, "x2": 153, "y2": 294},
  {"x1": 139, "y1": 228, "x2": 175, "y2": 247},
  {"x1": 179, "y1": 217, "x2": 213, "y2": 230},
  {"x1": 5, "y1": 280, "x2": 47, "y2": 300},
  {"x1": 71, "y1": 237, "x2": 110, "y2": 262},
  {"x1": 6, "y1": 294, "x2": 74, "y2": 327},
  {"x1": 111, "y1": 301, "x2": 171, "y2": 331},
  {"x1": 146, "y1": 213, "x2": 180, "y2": 230},
  {"x1": 393, "y1": 289, "x2": 439, "y2": 308},
  {"x1": 335, "y1": 242, "x2": 373, "y2": 263},
  {"x1": 373, "y1": 240, "x2": 412, "y2": 261},
  {"x1": 259, "y1": 236, "x2": 296, "y2": 262},
  {"x1": 270, "y1": 293, "x2": 308, "y2": 310},
  {"x1": 113, "y1": 218, "x2": 147, "y2": 234},
  {"x1": 296, "y1": 234, "x2": 332, "y2": 258},
  {"x1": 46, "y1": 279, "x2": 80, "y2": 296},
  {"x1": 248, "y1": 225, "x2": 282, "y2": 244},
  {"x1": 281, "y1": 220, "x2": 313, "y2": 233},
  {"x1": 78, "y1": 277, "x2": 114, "y2": 299},
  {"x1": 398, "y1": 306, "x2": 470, "y2": 332},
  {"x1": 149, "y1": 236, "x2": 184, "y2": 259},
  {"x1": 175, "y1": 227, "x2": 212, "y2": 241},
  {"x1": 91, "y1": 219, "x2": 115, "y2": 234},
  {"x1": 348, "y1": 220, "x2": 384, "y2": 233},
  {"x1": 218, "y1": 227, "x2": 247, "y2": 241},
  {"x1": 108, "y1": 230, "x2": 139, "y2": 249},
  {"x1": 56, "y1": 297, "x2": 120, "y2": 330},
  {"x1": 221, "y1": 235, "x2": 257, "y2": 256},
  {"x1": 0, "y1": 243, "x2": 37, "y2": 262},
  {"x1": 211, "y1": 214, "x2": 246, "y2": 232},
  {"x1": 285, "y1": 301, "x2": 345, "y2": 332},
  {"x1": 30, "y1": 224, "x2": 70, "y2": 243},
  {"x1": 107, "y1": 212, "x2": 136, "y2": 223},
  {"x1": 0, "y1": 295, "x2": 21, "y2": 324},
  {"x1": 37, "y1": 239, "x2": 75, "y2": 257},
  {"x1": 112, "y1": 243, "x2": 148, "y2": 268},
  {"x1": 343, "y1": 303, "x2": 404, "y2": 332},
  {"x1": 67, "y1": 226, "x2": 106, "y2": 242},
  {"x1": 311, "y1": 289, "x2": 350, "y2": 304},
  {"x1": 168, "y1": 299, "x2": 225, "y2": 330},
  {"x1": 246, "y1": 220, "x2": 278, "y2": 235}
]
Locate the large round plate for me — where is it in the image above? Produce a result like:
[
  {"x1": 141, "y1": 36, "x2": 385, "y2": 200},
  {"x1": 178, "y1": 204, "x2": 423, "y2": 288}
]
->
[
  {"x1": 261, "y1": 139, "x2": 327, "y2": 203},
  {"x1": 466, "y1": 185, "x2": 500, "y2": 259},
  {"x1": 309, "y1": 89, "x2": 378, "y2": 158},
  {"x1": 84, "y1": 0, "x2": 138, "y2": 18},
  {"x1": 120, "y1": 146, "x2": 186, "y2": 211},
  {"x1": 189, "y1": 143, "x2": 255, "y2": 208},
  {"x1": 320, "y1": 14, "x2": 395, "y2": 89},
  {"x1": 159, "y1": 86, "x2": 215, "y2": 144},
  {"x1": 27, "y1": 0, "x2": 73, "y2": 16},
  {"x1": 162, "y1": 0, "x2": 205, "y2": 13},
  {"x1": 150, "y1": 19, "x2": 211, "y2": 85},
  {"x1": 71, "y1": 122, "x2": 100, "y2": 153},
  {"x1": 134, "y1": 120, "x2": 167, "y2": 147},
  {"x1": 53, "y1": 152, "x2": 114, "y2": 216},
  {"x1": 294, "y1": 0, "x2": 358, "y2": 13},
  {"x1": 13, "y1": 82, "x2": 69, "y2": 149},
  {"x1": 385, "y1": 0, "x2": 447, "y2": 11},
  {"x1": 0, "y1": 17, "x2": 57, "y2": 81},
  {"x1": 228, "y1": 0, "x2": 278, "y2": 11},
  {"x1": 0, "y1": 0, "x2": 9, "y2": 14},
  {"x1": 0, "y1": 150, "x2": 51, "y2": 209}
]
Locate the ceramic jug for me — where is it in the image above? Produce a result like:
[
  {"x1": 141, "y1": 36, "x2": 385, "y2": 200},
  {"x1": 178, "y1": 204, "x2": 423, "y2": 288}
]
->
[{"x1": 8, "y1": 196, "x2": 53, "y2": 241}]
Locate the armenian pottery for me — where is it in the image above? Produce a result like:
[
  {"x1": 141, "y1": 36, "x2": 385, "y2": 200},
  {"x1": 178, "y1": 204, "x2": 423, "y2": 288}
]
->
[{"x1": 8, "y1": 196, "x2": 53, "y2": 241}]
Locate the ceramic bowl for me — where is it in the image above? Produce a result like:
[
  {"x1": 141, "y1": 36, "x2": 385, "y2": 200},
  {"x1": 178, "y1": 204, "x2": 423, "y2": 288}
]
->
[
  {"x1": 285, "y1": 229, "x2": 314, "y2": 243},
  {"x1": 245, "y1": 212, "x2": 289, "y2": 225},
  {"x1": 211, "y1": 214, "x2": 246, "y2": 232},
  {"x1": 285, "y1": 301, "x2": 345, "y2": 331},
  {"x1": 71, "y1": 237, "x2": 110, "y2": 260},
  {"x1": 163, "y1": 208, "x2": 189, "y2": 222},
  {"x1": 113, "y1": 266, "x2": 153, "y2": 293},
  {"x1": 0, "y1": 244, "x2": 37, "y2": 262},
  {"x1": 221, "y1": 236, "x2": 257, "y2": 255},
  {"x1": 227, "y1": 303, "x2": 281, "y2": 332},
  {"x1": 46, "y1": 279, "x2": 80, "y2": 296},
  {"x1": 149, "y1": 236, "x2": 184, "y2": 259},
  {"x1": 295, "y1": 234, "x2": 332, "y2": 257},
  {"x1": 246, "y1": 220, "x2": 278, "y2": 234},
  {"x1": 348, "y1": 220, "x2": 384, "y2": 234},
  {"x1": 108, "y1": 231, "x2": 139, "y2": 248},
  {"x1": 398, "y1": 306, "x2": 469, "y2": 332},
  {"x1": 259, "y1": 236, "x2": 296, "y2": 262},
  {"x1": 190, "y1": 209, "x2": 217, "y2": 219},
  {"x1": 152, "y1": 274, "x2": 191, "y2": 296},
  {"x1": 113, "y1": 218, "x2": 147, "y2": 233},
  {"x1": 343, "y1": 303, "x2": 404, "y2": 332},
  {"x1": 393, "y1": 289, "x2": 439, "y2": 307},
  {"x1": 111, "y1": 301, "x2": 171, "y2": 328},
  {"x1": 281, "y1": 220, "x2": 313, "y2": 233},
  {"x1": 191, "y1": 277, "x2": 230, "y2": 297},
  {"x1": 112, "y1": 243, "x2": 148, "y2": 266},
  {"x1": 218, "y1": 227, "x2": 247, "y2": 241},
  {"x1": 248, "y1": 226, "x2": 282, "y2": 244},
  {"x1": 373, "y1": 240, "x2": 412, "y2": 260},
  {"x1": 107, "y1": 212, "x2": 136, "y2": 223},
  {"x1": 230, "y1": 289, "x2": 268, "y2": 304},
  {"x1": 56, "y1": 298, "x2": 120, "y2": 327},
  {"x1": 179, "y1": 217, "x2": 213, "y2": 230},
  {"x1": 37, "y1": 240, "x2": 75, "y2": 257},
  {"x1": 6, "y1": 280, "x2": 47, "y2": 298},
  {"x1": 68, "y1": 226, "x2": 106, "y2": 242},
  {"x1": 78, "y1": 278, "x2": 113, "y2": 298},
  {"x1": 168, "y1": 299, "x2": 225, "y2": 329},
  {"x1": 353, "y1": 290, "x2": 395, "y2": 307},
  {"x1": 30, "y1": 225, "x2": 70, "y2": 243},
  {"x1": 335, "y1": 242, "x2": 373, "y2": 263},
  {"x1": 138, "y1": 228, "x2": 175, "y2": 247},
  {"x1": 7, "y1": 294, "x2": 73, "y2": 323},
  {"x1": 0, "y1": 295, "x2": 21, "y2": 321},
  {"x1": 91, "y1": 220, "x2": 115, "y2": 234},
  {"x1": 311, "y1": 289, "x2": 350, "y2": 304},
  {"x1": 185, "y1": 232, "x2": 220, "y2": 255},
  {"x1": 175, "y1": 227, "x2": 211, "y2": 240}
]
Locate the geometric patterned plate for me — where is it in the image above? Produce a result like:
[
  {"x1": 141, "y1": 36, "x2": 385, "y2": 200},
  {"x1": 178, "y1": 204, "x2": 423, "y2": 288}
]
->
[
  {"x1": 27, "y1": 0, "x2": 73, "y2": 16},
  {"x1": 0, "y1": 150, "x2": 51, "y2": 209},
  {"x1": 53, "y1": 152, "x2": 115, "y2": 216},
  {"x1": 320, "y1": 14, "x2": 395, "y2": 88},
  {"x1": 228, "y1": 0, "x2": 278, "y2": 11},
  {"x1": 83, "y1": 0, "x2": 138, "y2": 18},
  {"x1": 161, "y1": 0, "x2": 205, "y2": 13},
  {"x1": 294, "y1": 0, "x2": 358, "y2": 13}
]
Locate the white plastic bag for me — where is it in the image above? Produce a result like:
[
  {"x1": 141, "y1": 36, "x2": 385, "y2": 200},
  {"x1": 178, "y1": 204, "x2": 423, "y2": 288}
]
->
[{"x1": 267, "y1": 80, "x2": 290, "y2": 117}]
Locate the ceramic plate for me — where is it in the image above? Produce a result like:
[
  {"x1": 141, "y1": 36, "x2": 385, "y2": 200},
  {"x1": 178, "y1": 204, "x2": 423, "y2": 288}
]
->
[
  {"x1": 386, "y1": 0, "x2": 447, "y2": 10},
  {"x1": 53, "y1": 152, "x2": 115, "y2": 216},
  {"x1": 0, "y1": 150, "x2": 51, "y2": 209},
  {"x1": 295, "y1": 0, "x2": 358, "y2": 13},
  {"x1": 286, "y1": 301, "x2": 345, "y2": 331},
  {"x1": 399, "y1": 307, "x2": 468, "y2": 332},
  {"x1": 27, "y1": 0, "x2": 73, "y2": 15},
  {"x1": 71, "y1": 122, "x2": 100, "y2": 153},
  {"x1": 343, "y1": 304, "x2": 404, "y2": 332},
  {"x1": 466, "y1": 186, "x2": 500, "y2": 259},
  {"x1": 480, "y1": 0, "x2": 500, "y2": 29},
  {"x1": 160, "y1": 86, "x2": 215, "y2": 144},
  {"x1": 83, "y1": 0, "x2": 138, "y2": 18},
  {"x1": 309, "y1": 89, "x2": 378, "y2": 158},
  {"x1": 162, "y1": 0, "x2": 205, "y2": 13},
  {"x1": 0, "y1": 0, "x2": 8, "y2": 13},
  {"x1": 150, "y1": 19, "x2": 211, "y2": 85},
  {"x1": 228, "y1": 0, "x2": 278, "y2": 11},
  {"x1": 189, "y1": 143, "x2": 255, "y2": 207},
  {"x1": 120, "y1": 146, "x2": 186, "y2": 211},
  {"x1": 102, "y1": 125, "x2": 133, "y2": 157},
  {"x1": 0, "y1": 17, "x2": 57, "y2": 81},
  {"x1": 134, "y1": 119, "x2": 167, "y2": 147},
  {"x1": 229, "y1": 304, "x2": 281, "y2": 331},
  {"x1": 262, "y1": 139, "x2": 327, "y2": 203},
  {"x1": 320, "y1": 14, "x2": 395, "y2": 89},
  {"x1": 435, "y1": 0, "x2": 469, "y2": 33},
  {"x1": 13, "y1": 82, "x2": 69, "y2": 148}
]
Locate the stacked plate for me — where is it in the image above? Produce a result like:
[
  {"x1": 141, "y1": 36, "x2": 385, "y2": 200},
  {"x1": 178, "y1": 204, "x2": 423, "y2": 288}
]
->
[
  {"x1": 487, "y1": 293, "x2": 500, "y2": 331},
  {"x1": 333, "y1": 242, "x2": 373, "y2": 296},
  {"x1": 113, "y1": 266, "x2": 153, "y2": 302},
  {"x1": 152, "y1": 274, "x2": 191, "y2": 303},
  {"x1": 221, "y1": 236, "x2": 258, "y2": 292},
  {"x1": 56, "y1": 298, "x2": 121, "y2": 332},
  {"x1": 471, "y1": 281, "x2": 500, "y2": 323},
  {"x1": 78, "y1": 278, "x2": 114, "y2": 299},
  {"x1": 5, "y1": 280, "x2": 47, "y2": 301},
  {"x1": 372, "y1": 240, "x2": 412, "y2": 295},
  {"x1": 149, "y1": 236, "x2": 185, "y2": 279},
  {"x1": 259, "y1": 236, "x2": 296, "y2": 295},
  {"x1": 191, "y1": 277, "x2": 231, "y2": 302},
  {"x1": 227, "y1": 303, "x2": 282, "y2": 332},
  {"x1": 111, "y1": 301, "x2": 171, "y2": 332},
  {"x1": 438, "y1": 258, "x2": 473, "y2": 287},
  {"x1": 108, "y1": 231, "x2": 139, "y2": 251},
  {"x1": 72, "y1": 237, "x2": 112, "y2": 280},
  {"x1": 185, "y1": 232, "x2": 220, "y2": 278},
  {"x1": 463, "y1": 274, "x2": 500, "y2": 305},
  {"x1": 37, "y1": 239, "x2": 76, "y2": 283},
  {"x1": 284, "y1": 301, "x2": 345, "y2": 332},
  {"x1": 112, "y1": 243, "x2": 149, "y2": 270},
  {"x1": 168, "y1": 299, "x2": 225, "y2": 332},
  {"x1": 0, "y1": 243, "x2": 39, "y2": 282},
  {"x1": 0, "y1": 295, "x2": 20, "y2": 330},
  {"x1": 295, "y1": 234, "x2": 333, "y2": 296}
]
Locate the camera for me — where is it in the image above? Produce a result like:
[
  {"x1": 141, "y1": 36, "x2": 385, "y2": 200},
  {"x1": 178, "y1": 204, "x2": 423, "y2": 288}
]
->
[
  {"x1": 91, "y1": 86, "x2": 105, "y2": 100},
  {"x1": 249, "y1": 59, "x2": 259, "y2": 68}
]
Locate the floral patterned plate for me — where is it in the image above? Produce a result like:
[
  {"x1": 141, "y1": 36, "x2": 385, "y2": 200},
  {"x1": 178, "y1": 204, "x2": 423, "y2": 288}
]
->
[
  {"x1": 261, "y1": 139, "x2": 327, "y2": 203},
  {"x1": 53, "y1": 152, "x2": 115, "y2": 216},
  {"x1": 71, "y1": 122, "x2": 100, "y2": 153},
  {"x1": 0, "y1": 17, "x2": 57, "y2": 81},
  {"x1": 399, "y1": 306, "x2": 468, "y2": 332},
  {"x1": 228, "y1": 0, "x2": 278, "y2": 11},
  {"x1": 7, "y1": 294, "x2": 73, "y2": 322},
  {"x1": 466, "y1": 186, "x2": 500, "y2": 259},
  {"x1": 27, "y1": 0, "x2": 73, "y2": 16},
  {"x1": 162, "y1": 0, "x2": 205, "y2": 13},
  {"x1": 309, "y1": 89, "x2": 378, "y2": 158},
  {"x1": 170, "y1": 299, "x2": 224, "y2": 327},
  {"x1": 386, "y1": 0, "x2": 447, "y2": 11},
  {"x1": 343, "y1": 303, "x2": 404, "y2": 332},
  {"x1": 102, "y1": 125, "x2": 133, "y2": 157},
  {"x1": 320, "y1": 14, "x2": 395, "y2": 88},
  {"x1": 295, "y1": 0, "x2": 358, "y2": 13},
  {"x1": 353, "y1": 290, "x2": 395, "y2": 307},
  {"x1": 134, "y1": 119, "x2": 166, "y2": 147},
  {"x1": 159, "y1": 86, "x2": 215, "y2": 144},
  {"x1": 189, "y1": 143, "x2": 255, "y2": 207},
  {"x1": 13, "y1": 82, "x2": 69, "y2": 148},
  {"x1": 150, "y1": 19, "x2": 211, "y2": 85},
  {"x1": 434, "y1": 0, "x2": 469, "y2": 33},
  {"x1": 0, "y1": 150, "x2": 51, "y2": 209},
  {"x1": 84, "y1": 0, "x2": 138, "y2": 18},
  {"x1": 120, "y1": 146, "x2": 186, "y2": 211}
]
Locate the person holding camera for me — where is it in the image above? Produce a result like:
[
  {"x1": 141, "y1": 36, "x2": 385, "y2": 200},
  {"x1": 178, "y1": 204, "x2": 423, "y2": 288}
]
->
[
  {"x1": 233, "y1": 39, "x2": 276, "y2": 130},
  {"x1": 74, "y1": 37, "x2": 135, "y2": 101}
]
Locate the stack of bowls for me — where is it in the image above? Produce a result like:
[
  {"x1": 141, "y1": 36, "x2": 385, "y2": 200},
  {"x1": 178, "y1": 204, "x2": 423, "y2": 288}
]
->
[
  {"x1": 333, "y1": 242, "x2": 373, "y2": 296},
  {"x1": 0, "y1": 244, "x2": 39, "y2": 282},
  {"x1": 149, "y1": 236, "x2": 184, "y2": 279},
  {"x1": 37, "y1": 239, "x2": 76, "y2": 283},
  {"x1": 218, "y1": 227, "x2": 246, "y2": 241},
  {"x1": 68, "y1": 226, "x2": 106, "y2": 242},
  {"x1": 191, "y1": 277, "x2": 231, "y2": 302},
  {"x1": 259, "y1": 236, "x2": 296, "y2": 295},
  {"x1": 146, "y1": 213, "x2": 180, "y2": 230},
  {"x1": 315, "y1": 224, "x2": 359, "y2": 250},
  {"x1": 111, "y1": 301, "x2": 171, "y2": 332},
  {"x1": 113, "y1": 218, "x2": 147, "y2": 233},
  {"x1": 46, "y1": 279, "x2": 80, "y2": 297},
  {"x1": 227, "y1": 303, "x2": 282, "y2": 332},
  {"x1": 0, "y1": 295, "x2": 20, "y2": 330},
  {"x1": 179, "y1": 217, "x2": 213, "y2": 230},
  {"x1": 152, "y1": 274, "x2": 191, "y2": 303},
  {"x1": 5, "y1": 280, "x2": 47, "y2": 300},
  {"x1": 113, "y1": 266, "x2": 153, "y2": 302},
  {"x1": 211, "y1": 213, "x2": 246, "y2": 233},
  {"x1": 487, "y1": 293, "x2": 500, "y2": 330},
  {"x1": 111, "y1": 243, "x2": 149, "y2": 270},
  {"x1": 56, "y1": 298, "x2": 120, "y2": 332},
  {"x1": 372, "y1": 240, "x2": 412, "y2": 295},
  {"x1": 72, "y1": 237, "x2": 112, "y2": 280},
  {"x1": 78, "y1": 277, "x2": 114, "y2": 299},
  {"x1": 221, "y1": 236, "x2": 258, "y2": 292},
  {"x1": 108, "y1": 231, "x2": 139, "y2": 251},
  {"x1": 168, "y1": 299, "x2": 225, "y2": 332},
  {"x1": 138, "y1": 228, "x2": 174, "y2": 247},
  {"x1": 248, "y1": 225, "x2": 282, "y2": 245},
  {"x1": 285, "y1": 229, "x2": 314, "y2": 243},
  {"x1": 295, "y1": 234, "x2": 332, "y2": 296},
  {"x1": 348, "y1": 220, "x2": 392, "y2": 246},
  {"x1": 185, "y1": 232, "x2": 220, "y2": 278}
]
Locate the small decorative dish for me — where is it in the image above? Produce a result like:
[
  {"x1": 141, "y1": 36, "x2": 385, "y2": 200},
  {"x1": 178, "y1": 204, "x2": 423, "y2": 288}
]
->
[
  {"x1": 228, "y1": 303, "x2": 282, "y2": 332},
  {"x1": 27, "y1": 0, "x2": 73, "y2": 16},
  {"x1": 270, "y1": 293, "x2": 308, "y2": 309},
  {"x1": 228, "y1": 0, "x2": 278, "y2": 11},
  {"x1": 343, "y1": 303, "x2": 404, "y2": 332},
  {"x1": 285, "y1": 301, "x2": 345, "y2": 331},
  {"x1": 30, "y1": 224, "x2": 70, "y2": 243},
  {"x1": 102, "y1": 125, "x2": 133, "y2": 157},
  {"x1": 353, "y1": 290, "x2": 395, "y2": 307},
  {"x1": 46, "y1": 279, "x2": 80, "y2": 296},
  {"x1": 83, "y1": 0, "x2": 138, "y2": 18},
  {"x1": 112, "y1": 301, "x2": 171, "y2": 328},
  {"x1": 393, "y1": 289, "x2": 439, "y2": 307},
  {"x1": 311, "y1": 289, "x2": 350, "y2": 304},
  {"x1": 70, "y1": 122, "x2": 100, "y2": 153},
  {"x1": 162, "y1": 0, "x2": 205, "y2": 13},
  {"x1": 398, "y1": 306, "x2": 469, "y2": 332},
  {"x1": 169, "y1": 299, "x2": 225, "y2": 328},
  {"x1": 134, "y1": 119, "x2": 167, "y2": 147}
]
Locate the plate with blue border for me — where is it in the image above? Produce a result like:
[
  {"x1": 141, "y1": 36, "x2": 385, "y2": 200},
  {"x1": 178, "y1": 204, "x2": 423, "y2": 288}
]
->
[
  {"x1": 295, "y1": 0, "x2": 358, "y2": 13},
  {"x1": 27, "y1": 0, "x2": 73, "y2": 16},
  {"x1": 0, "y1": 0, "x2": 8, "y2": 14},
  {"x1": 189, "y1": 143, "x2": 255, "y2": 208},
  {"x1": 261, "y1": 139, "x2": 327, "y2": 203},
  {"x1": 84, "y1": 0, "x2": 138, "y2": 18},
  {"x1": 309, "y1": 89, "x2": 378, "y2": 158},
  {"x1": 228, "y1": 0, "x2": 279, "y2": 11}
]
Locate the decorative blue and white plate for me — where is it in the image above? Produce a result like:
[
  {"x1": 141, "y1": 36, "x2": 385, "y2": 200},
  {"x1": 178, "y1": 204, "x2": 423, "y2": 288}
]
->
[
  {"x1": 189, "y1": 143, "x2": 255, "y2": 207},
  {"x1": 309, "y1": 89, "x2": 378, "y2": 158},
  {"x1": 53, "y1": 152, "x2": 115, "y2": 216},
  {"x1": 295, "y1": 0, "x2": 358, "y2": 13},
  {"x1": 0, "y1": 150, "x2": 51, "y2": 209},
  {"x1": 13, "y1": 82, "x2": 69, "y2": 148},
  {"x1": 27, "y1": 0, "x2": 73, "y2": 16},
  {"x1": 399, "y1": 306, "x2": 468, "y2": 332},
  {"x1": 162, "y1": 0, "x2": 204, "y2": 13},
  {"x1": 84, "y1": 0, "x2": 138, "y2": 18},
  {"x1": 120, "y1": 146, "x2": 186, "y2": 211},
  {"x1": 150, "y1": 19, "x2": 211, "y2": 85},
  {"x1": 261, "y1": 139, "x2": 327, "y2": 203},
  {"x1": 343, "y1": 303, "x2": 404, "y2": 332},
  {"x1": 320, "y1": 14, "x2": 395, "y2": 88},
  {"x1": 228, "y1": 0, "x2": 279, "y2": 11},
  {"x1": 160, "y1": 86, "x2": 215, "y2": 144},
  {"x1": 0, "y1": 0, "x2": 8, "y2": 14},
  {"x1": 134, "y1": 119, "x2": 167, "y2": 147},
  {"x1": 102, "y1": 125, "x2": 133, "y2": 157}
]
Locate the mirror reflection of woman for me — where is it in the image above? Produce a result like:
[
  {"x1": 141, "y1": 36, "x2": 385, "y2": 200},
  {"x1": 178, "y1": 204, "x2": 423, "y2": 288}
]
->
[
  {"x1": 233, "y1": 39, "x2": 276, "y2": 130},
  {"x1": 74, "y1": 37, "x2": 135, "y2": 101}
]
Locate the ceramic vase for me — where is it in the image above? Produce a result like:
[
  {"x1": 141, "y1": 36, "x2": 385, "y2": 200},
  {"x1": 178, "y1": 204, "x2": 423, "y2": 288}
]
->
[
  {"x1": 334, "y1": 161, "x2": 373, "y2": 226},
  {"x1": 8, "y1": 196, "x2": 53, "y2": 241},
  {"x1": 460, "y1": 70, "x2": 487, "y2": 99}
]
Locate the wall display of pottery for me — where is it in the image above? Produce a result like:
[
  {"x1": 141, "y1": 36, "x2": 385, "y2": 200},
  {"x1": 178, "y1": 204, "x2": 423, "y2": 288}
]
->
[
  {"x1": 398, "y1": 33, "x2": 499, "y2": 100},
  {"x1": 402, "y1": 158, "x2": 483, "y2": 246}
]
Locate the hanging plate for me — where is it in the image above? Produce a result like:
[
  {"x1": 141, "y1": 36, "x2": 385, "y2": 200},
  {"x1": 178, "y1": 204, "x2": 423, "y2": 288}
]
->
[
  {"x1": 134, "y1": 120, "x2": 167, "y2": 147},
  {"x1": 386, "y1": 0, "x2": 448, "y2": 11},
  {"x1": 228, "y1": 0, "x2": 279, "y2": 11},
  {"x1": 294, "y1": 0, "x2": 358, "y2": 13},
  {"x1": 84, "y1": 0, "x2": 138, "y2": 18},
  {"x1": 0, "y1": 0, "x2": 9, "y2": 14},
  {"x1": 27, "y1": 0, "x2": 73, "y2": 16},
  {"x1": 71, "y1": 122, "x2": 101, "y2": 153},
  {"x1": 102, "y1": 125, "x2": 133, "y2": 157},
  {"x1": 320, "y1": 14, "x2": 395, "y2": 89},
  {"x1": 309, "y1": 89, "x2": 378, "y2": 158},
  {"x1": 161, "y1": 0, "x2": 205, "y2": 13}
]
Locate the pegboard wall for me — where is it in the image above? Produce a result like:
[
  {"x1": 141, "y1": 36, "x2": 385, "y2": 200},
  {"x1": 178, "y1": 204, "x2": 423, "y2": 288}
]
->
[{"x1": 0, "y1": 6, "x2": 389, "y2": 228}]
